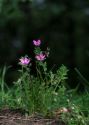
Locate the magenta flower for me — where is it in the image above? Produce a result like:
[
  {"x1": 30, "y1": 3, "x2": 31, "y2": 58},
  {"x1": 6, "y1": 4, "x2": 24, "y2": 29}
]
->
[
  {"x1": 33, "y1": 40, "x2": 41, "y2": 46},
  {"x1": 35, "y1": 53, "x2": 46, "y2": 61},
  {"x1": 19, "y1": 57, "x2": 30, "y2": 65}
]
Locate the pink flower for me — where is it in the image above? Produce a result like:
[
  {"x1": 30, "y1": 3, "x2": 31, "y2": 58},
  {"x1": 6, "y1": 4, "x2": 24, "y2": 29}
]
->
[
  {"x1": 33, "y1": 40, "x2": 41, "y2": 46},
  {"x1": 19, "y1": 57, "x2": 30, "y2": 65},
  {"x1": 35, "y1": 53, "x2": 46, "y2": 61}
]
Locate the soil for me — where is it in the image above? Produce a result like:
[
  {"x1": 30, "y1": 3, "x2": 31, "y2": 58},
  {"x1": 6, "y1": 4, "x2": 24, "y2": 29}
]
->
[{"x1": 0, "y1": 108, "x2": 65, "y2": 125}]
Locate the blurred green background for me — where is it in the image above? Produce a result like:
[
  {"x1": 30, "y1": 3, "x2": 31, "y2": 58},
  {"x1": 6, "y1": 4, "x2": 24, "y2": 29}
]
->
[{"x1": 0, "y1": 0, "x2": 89, "y2": 88}]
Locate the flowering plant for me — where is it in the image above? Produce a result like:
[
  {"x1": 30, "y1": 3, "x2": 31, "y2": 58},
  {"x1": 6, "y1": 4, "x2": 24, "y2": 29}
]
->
[
  {"x1": 12, "y1": 39, "x2": 86, "y2": 125},
  {"x1": 0, "y1": 39, "x2": 87, "y2": 125},
  {"x1": 14, "y1": 39, "x2": 69, "y2": 115}
]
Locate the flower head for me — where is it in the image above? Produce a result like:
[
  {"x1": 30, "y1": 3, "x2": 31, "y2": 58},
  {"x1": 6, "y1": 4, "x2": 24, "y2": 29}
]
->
[
  {"x1": 35, "y1": 53, "x2": 46, "y2": 61},
  {"x1": 33, "y1": 40, "x2": 41, "y2": 46},
  {"x1": 19, "y1": 57, "x2": 30, "y2": 66}
]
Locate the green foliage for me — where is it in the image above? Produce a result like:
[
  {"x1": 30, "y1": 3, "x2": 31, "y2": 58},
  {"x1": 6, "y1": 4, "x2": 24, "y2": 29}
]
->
[
  {"x1": 0, "y1": 66, "x2": 16, "y2": 108},
  {"x1": 0, "y1": 62, "x2": 89, "y2": 124},
  {"x1": 14, "y1": 63, "x2": 68, "y2": 115},
  {"x1": 61, "y1": 103, "x2": 87, "y2": 125}
]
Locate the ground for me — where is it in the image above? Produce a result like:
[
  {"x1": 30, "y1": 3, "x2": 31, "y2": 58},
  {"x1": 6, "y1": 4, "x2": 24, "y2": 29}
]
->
[{"x1": 0, "y1": 108, "x2": 65, "y2": 125}]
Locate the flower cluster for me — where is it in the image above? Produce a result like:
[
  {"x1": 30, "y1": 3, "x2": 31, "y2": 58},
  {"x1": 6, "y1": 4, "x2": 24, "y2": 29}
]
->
[{"x1": 19, "y1": 39, "x2": 47, "y2": 66}]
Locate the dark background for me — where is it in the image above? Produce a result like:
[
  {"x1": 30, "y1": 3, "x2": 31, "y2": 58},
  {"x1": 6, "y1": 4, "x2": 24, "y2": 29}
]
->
[{"x1": 0, "y1": 0, "x2": 89, "y2": 88}]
